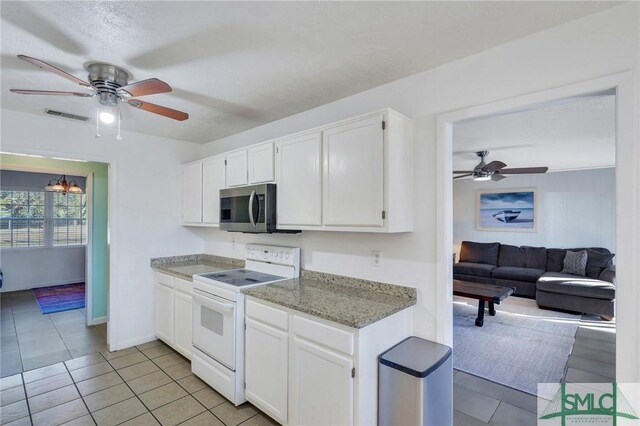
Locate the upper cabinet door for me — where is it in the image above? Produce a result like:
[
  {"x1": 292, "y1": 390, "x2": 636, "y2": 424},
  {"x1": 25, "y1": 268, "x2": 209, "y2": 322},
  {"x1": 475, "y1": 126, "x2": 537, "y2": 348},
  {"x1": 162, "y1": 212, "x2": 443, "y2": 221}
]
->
[
  {"x1": 182, "y1": 162, "x2": 203, "y2": 224},
  {"x1": 248, "y1": 142, "x2": 274, "y2": 184},
  {"x1": 225, "y1": 150, "x2": 248, "y2": 187},
  {"x1": 322, "y1": 114, "x2": 384, "y2": 227},
  {"x1": 276, "y1": 132, "x2": 322, "y2": 227},
  {"x1": 202, "y1": 155, "x2": 226, "y2": 225}
]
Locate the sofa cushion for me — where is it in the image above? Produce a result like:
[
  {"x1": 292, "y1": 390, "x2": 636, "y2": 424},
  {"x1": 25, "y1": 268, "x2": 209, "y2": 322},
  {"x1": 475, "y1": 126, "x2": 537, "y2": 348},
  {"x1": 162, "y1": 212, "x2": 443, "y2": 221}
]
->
[
  {"x1": 453, "y1": 262, "x2": 497, "y2": 278},
  {"x1": 491, "y1": 266, "x2": 545, "y2": 283},
  {"x1": 585, "y1": 249, "x2": 615, "y2": 279},
  {"x1": 562, "y1": 250, "x2": 588, "y2": 276},
  {"x1": 546, "y1": 249, "x2": 566, "y2": 272},
  {"x1": 459, "y1": 241, "x2": 500, "y2": 265},
  {"x1": 498, "y1": 245, "x2": 547, "y2": 270},
  {"x1": 537, "y1": 272, "x2": 615, "y2": 300}
]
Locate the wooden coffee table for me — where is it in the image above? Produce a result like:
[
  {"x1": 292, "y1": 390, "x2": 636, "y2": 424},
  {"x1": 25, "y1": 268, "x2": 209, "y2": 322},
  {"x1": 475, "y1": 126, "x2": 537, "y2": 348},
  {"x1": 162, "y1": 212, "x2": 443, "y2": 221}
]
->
[{"x1": 453, "y1": 280, "x2": 515, "y2": 327}]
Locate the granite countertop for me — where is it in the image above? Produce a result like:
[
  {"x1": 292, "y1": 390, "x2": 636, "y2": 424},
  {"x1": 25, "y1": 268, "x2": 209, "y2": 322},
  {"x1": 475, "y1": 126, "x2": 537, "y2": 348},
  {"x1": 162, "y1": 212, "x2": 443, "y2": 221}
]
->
[
  {"x1": 243, "y1": 270, "x2": 416, "y2": 329},
  {"x1": 150, "y1": 254, "x2": 244, "y2": 281}
]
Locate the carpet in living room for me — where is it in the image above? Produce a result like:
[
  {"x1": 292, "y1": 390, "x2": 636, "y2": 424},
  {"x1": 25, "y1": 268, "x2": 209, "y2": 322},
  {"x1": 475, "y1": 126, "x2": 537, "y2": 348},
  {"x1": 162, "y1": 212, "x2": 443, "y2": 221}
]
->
[{"x1": 453, "y1": 295, "x2": 581, "y2": 397}]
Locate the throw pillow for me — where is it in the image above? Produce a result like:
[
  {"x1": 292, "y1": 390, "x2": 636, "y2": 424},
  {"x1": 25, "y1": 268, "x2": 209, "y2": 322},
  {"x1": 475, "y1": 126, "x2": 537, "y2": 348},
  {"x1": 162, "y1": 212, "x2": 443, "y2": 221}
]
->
[
  {"x1": 585, "y1": 249, "x2": 615, "y2": 279},
  {"x1": 562, "y1": 250, "x2": 588, "y2": 276}
]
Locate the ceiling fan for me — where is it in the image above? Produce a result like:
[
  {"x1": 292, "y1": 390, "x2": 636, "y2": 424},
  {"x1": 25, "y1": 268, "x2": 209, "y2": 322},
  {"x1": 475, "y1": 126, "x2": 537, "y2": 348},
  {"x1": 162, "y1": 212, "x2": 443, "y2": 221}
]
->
[
  {"x1": 9, "y1": 55, "x2": 189, "y2": 122},
  {"x1": 453, "y1": 151, "x2": 548, "y2": 181}
]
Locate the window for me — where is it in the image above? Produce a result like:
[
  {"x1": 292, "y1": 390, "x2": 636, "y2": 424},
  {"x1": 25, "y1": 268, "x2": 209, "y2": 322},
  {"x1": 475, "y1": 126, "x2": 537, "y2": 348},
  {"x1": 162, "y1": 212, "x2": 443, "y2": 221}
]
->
[{"x1": 0, "y1": 190, "x2": 86, "y2": 248}]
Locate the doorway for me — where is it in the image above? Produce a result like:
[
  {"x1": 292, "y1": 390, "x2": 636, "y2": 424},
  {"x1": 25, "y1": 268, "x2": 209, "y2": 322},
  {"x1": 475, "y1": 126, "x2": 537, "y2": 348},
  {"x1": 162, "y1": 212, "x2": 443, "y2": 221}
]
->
[
  {"x1": 436, "y1": 72, "x2": 639, "y2": 385},
  {"x1": 0, "y1": 154, "x2": 109, "y2": 376}
]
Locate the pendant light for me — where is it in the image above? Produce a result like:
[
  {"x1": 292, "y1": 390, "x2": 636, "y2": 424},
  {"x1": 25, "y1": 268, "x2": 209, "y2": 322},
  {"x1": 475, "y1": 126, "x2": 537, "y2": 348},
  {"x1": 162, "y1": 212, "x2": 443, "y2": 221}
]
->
[{"x1": 44, "y1": 175, "x2": 83, "y2": 195}]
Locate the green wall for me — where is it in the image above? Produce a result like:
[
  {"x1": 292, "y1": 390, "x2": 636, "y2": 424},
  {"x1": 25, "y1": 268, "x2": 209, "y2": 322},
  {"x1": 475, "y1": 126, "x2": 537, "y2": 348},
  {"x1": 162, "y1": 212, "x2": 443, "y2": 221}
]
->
[{"x1": 0, "y1": 154, "x2": 109, "y2": 320}]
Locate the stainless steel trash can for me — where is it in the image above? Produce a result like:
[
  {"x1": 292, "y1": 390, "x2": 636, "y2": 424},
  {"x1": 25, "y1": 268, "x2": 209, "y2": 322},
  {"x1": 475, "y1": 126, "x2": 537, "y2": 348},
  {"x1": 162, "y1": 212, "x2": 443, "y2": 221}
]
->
[{"x1": 378, "y1": 336, "x2": 452, "y2": 426}]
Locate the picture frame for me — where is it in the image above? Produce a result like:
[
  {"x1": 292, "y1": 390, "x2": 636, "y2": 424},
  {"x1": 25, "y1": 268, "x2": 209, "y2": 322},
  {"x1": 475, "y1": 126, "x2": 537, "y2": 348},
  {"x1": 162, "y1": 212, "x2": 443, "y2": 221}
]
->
[{"x1": 476, "y1": 188, "x2": 537, "y2": 232}]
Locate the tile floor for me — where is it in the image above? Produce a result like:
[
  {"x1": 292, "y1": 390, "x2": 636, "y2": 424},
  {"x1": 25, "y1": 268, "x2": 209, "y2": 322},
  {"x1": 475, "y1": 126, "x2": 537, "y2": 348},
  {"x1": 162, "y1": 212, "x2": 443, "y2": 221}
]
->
[
  {"x1": 2, "y1": 290, "x2": 615, "y2": 426},
  {"x1": 1, "y1": 290, "x2": 108, "y2": 377},
  {"x1": 0, "y1": 339, "x2": 277, "y2": 426},
  {"x1": 452, "y1": 314, "x2": 616, "y2": 426}
]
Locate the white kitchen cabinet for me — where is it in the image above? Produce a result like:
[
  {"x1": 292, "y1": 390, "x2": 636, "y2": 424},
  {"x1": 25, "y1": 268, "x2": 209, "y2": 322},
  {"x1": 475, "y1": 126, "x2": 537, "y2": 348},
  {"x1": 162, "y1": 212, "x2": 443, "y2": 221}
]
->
[
  {"x1": 323, "y1": 113, "x2": 384, "y2": 228},
  {"x1": 275, "y1": 131, "x2": 323, "y2": 227},
  {"x1": 173, "y1": 285, "x2": 193, "y2": 359},
  {"x1": 181, "y1": 161, "x2": 203, "y2": 224},
  {"x1": 225, "y1": 150, "x2": 248, "y2": 187},
  {"x1": 245, "y1": 296, "x2": 413, "y2": 426},
  {"x1": 291, "y1": 336, "x2": 354, "y2": 426},
  {"x1": 248, "y1": 142, "x2": 275, "y2": 184},
  {"x1": 245, "y1": 318, "x2": 288, "y2": 424},
  {"x1": 154, "y1": 275, "x2": 174, "y2": 344},
  {"x1": 202, "y1": 155, "x2": 226, "y2": 225},
  {"x1": 154, "y1": 272, "x2": 193, "y2": 360}
]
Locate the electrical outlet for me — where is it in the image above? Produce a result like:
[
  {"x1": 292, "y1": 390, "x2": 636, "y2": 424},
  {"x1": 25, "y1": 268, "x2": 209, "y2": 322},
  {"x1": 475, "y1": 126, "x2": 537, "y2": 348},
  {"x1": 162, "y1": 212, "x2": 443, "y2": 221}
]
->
[
  {"x1": 372, "y1": 250, "x2": 382, "y2": 267},
  {"x1": 232, "y1": 238, "x2": 236, "y2": 250}
]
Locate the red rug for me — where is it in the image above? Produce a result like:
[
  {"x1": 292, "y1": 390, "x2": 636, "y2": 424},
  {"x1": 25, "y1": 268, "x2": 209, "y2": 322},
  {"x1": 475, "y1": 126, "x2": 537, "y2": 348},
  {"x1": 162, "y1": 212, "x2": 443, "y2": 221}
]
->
[{"x1": 32, "y1": 283, "x2": 85, "y2": 314}]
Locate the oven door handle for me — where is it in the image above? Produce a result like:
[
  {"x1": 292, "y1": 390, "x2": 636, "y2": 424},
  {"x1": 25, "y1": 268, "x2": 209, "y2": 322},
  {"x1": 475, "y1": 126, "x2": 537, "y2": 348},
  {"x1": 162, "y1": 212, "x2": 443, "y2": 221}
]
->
[
  {"x1": 193, "y1": 290, "x2": 234, "y2": 311},
  {"x1": 248, "y1": 190, "x2": 257, "y2": 228}
]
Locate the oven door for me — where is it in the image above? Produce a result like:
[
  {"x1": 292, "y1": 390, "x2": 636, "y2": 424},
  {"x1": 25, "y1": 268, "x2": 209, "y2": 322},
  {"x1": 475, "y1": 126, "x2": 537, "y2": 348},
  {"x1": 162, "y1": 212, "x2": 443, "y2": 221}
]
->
[{"x1": 192, "y1": 289, "x2": 236, "y2": 370}]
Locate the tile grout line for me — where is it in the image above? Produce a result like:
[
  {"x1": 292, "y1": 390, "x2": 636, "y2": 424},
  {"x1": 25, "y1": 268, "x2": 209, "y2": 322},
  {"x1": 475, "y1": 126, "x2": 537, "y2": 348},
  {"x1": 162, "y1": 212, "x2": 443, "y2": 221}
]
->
[
  {"x1": 19, "y1": 371, "x2": 34, "y2": 425},
  {"x1": 104, "y1": 347, "x2": 167, "y2": 426},
  {"x1": 63, "y1": 359, "x2": 98, "y2": 425}
]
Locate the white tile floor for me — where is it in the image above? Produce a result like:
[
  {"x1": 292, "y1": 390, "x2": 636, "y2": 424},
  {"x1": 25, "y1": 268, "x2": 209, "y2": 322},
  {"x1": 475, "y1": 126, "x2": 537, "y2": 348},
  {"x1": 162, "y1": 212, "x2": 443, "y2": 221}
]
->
[{"x1": 1, "y1": 290, "x2": 107, "y2": 377}]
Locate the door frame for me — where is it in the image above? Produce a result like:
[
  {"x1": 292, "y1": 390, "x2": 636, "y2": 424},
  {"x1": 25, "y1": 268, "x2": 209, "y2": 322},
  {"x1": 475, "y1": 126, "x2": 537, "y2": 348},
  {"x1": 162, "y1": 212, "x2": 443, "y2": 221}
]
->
[{"x1": 435, "y1": 72, "x2": 639, "y2": 382}]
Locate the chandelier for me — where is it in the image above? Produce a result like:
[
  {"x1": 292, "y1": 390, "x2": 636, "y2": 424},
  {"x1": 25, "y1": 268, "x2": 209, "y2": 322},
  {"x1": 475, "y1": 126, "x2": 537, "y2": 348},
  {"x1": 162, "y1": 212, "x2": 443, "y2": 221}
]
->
[{"x1": 44, "y1": 175, "x2": 83, "y2": 195}]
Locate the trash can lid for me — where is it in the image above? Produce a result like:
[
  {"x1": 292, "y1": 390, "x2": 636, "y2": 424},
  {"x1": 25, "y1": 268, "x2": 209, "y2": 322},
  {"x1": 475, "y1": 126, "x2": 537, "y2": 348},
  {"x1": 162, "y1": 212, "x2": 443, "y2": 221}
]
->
[{"x1": 379, "y1": 336, "x2": 452, "y2": 378}]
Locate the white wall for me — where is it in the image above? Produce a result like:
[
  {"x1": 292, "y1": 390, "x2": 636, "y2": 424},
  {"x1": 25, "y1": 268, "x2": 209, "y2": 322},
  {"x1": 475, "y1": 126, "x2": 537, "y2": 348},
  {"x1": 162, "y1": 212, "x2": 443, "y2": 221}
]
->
[
  {"x1": 0, "y1": 111, "x2": 208, "y2": 350},
  {"x1": 1, "y1": 246, "x2": 85, "y2": 292},
  {"x1": 453, "y1": 168, "x2": 616, "y2": 252},
  {"x1": 201, "y1": 4, "x2": 639, "y2": 343}
]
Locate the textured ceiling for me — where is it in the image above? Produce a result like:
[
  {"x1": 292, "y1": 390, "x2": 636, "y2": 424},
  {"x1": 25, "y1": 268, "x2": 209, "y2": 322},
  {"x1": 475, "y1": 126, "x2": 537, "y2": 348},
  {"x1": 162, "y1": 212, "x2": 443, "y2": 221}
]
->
[
  {"x1": 1, "y1": 1, "x2": 620, "y2": 144},
  {"x1": 453, "y1": 93, "x2": 616, "y2": 173}
]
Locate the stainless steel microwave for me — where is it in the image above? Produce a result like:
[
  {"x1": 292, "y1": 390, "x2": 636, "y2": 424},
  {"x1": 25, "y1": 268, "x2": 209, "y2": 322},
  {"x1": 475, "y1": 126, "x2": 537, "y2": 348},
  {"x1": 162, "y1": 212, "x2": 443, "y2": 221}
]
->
[{"x1": 220, "y1": 184, "x2": 298, "y2": 234}]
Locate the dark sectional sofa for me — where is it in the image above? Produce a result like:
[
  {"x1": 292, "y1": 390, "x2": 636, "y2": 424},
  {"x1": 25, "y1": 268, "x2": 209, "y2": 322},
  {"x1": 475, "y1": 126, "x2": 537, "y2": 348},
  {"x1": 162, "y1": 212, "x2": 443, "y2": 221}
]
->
[{"x1": 453, "y1": 241, "x2": 615, "y2": 319}]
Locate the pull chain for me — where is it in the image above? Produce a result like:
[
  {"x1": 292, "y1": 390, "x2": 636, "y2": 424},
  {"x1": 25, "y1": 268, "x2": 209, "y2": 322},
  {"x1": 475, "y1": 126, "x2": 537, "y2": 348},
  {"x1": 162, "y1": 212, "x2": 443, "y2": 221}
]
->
[
  {"x1": 95, "y1": 109, "x2": 101, "y2": 138},
  {"x1": 116, "y1": 109, "x2": 122, "y2": 140}
]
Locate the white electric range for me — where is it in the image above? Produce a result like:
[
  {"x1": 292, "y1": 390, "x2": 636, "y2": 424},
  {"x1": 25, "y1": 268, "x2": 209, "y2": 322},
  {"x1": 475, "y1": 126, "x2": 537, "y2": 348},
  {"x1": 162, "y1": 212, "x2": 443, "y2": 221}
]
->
[{"x1": 191, "y1": 244, "x2": 300, "y2": 405}]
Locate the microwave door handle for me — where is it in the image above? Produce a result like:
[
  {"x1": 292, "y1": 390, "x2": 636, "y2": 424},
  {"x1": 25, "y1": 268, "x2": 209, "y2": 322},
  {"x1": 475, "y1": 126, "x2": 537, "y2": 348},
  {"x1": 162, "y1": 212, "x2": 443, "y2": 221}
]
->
[{"x1": 248, "y1": 189, "x2": 256, "y2": 228}]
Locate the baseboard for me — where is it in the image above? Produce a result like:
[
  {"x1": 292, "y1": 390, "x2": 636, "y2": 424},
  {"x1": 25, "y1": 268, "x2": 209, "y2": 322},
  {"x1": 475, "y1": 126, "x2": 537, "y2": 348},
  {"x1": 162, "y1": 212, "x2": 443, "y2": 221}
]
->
[
  {"x1": 112, "y1": 334, "x2": 158, "y2": 352},
  {"x1": 0, "y1": 278, "x2": 85, "y2": 293},
  {"x1": 88, "y1": 316, "x2": 107, "y2": 326}
]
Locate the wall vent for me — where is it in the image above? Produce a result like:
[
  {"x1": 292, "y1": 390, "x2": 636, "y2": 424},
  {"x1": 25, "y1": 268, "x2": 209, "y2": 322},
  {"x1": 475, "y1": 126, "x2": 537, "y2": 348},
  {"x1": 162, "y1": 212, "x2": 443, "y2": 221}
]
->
[{"x1": 44, "y1": 109, "x2": 89, "y2": 122}]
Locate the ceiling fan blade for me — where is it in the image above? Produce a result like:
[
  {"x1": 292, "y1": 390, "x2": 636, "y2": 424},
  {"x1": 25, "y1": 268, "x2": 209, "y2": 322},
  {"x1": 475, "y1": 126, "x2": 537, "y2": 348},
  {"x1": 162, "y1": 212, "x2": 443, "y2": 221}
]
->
[
  {"x1": 117, "y1": 78, "x2": 172, "y2": 98},
  {"x1": 491, "y1": 173, "x2": 506, "y2": 182},
  {"x1": 482, "y1": 160, "x2": 507, "y2": 173},
  {"x1": 128, "y1": 99, "x2": 188, "y2": 121},
  {"x1": 10, "y1": 89, "x2": 93, "y2": 97},
  {"x1": 17, "y1": 55, "x2": 91, "y2": 88},
  {"x1": 453, "y1": 174, "x2": 473, "y2": 180},
  {"x1": 500, "y1": 167, "x2": 549, "y2": 174},
  {"x1": 453, "y1": 170, "x2": 474, "y2": 174}
]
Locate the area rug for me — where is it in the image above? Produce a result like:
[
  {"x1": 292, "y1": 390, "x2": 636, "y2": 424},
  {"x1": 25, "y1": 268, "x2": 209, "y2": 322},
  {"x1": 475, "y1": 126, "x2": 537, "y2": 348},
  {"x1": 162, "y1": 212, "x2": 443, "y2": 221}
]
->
[
  {"x1": 32, "y1": 283, "x2": 85, "y2": 314},
  {"x1": 453, "y1": 296, "x2": 580, "y2": 396}
]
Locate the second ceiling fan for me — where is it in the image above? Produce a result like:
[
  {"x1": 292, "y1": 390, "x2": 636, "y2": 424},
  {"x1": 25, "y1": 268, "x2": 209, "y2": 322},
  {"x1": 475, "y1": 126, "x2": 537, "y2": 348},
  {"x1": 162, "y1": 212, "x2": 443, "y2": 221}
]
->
[{"x1": 453, "y1": 151, "x2": 548, "y2": 181}]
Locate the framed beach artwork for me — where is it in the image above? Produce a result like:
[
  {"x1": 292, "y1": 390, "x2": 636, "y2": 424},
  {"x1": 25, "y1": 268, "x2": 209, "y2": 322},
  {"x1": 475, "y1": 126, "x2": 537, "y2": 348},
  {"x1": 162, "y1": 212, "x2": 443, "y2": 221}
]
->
[{"x1": 477, "y1": 188, "x2": 537, "y2": 232}]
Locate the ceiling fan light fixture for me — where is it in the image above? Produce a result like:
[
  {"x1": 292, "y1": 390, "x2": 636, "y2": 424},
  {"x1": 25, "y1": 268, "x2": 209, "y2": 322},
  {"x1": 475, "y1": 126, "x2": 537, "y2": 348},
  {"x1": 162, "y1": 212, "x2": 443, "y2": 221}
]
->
[
  {"x1": 473, "y1": 175, "x2": 492, "y2": 182},
  {"x1": 99, "y1": 110, "x2": 115, "y2": 124}
]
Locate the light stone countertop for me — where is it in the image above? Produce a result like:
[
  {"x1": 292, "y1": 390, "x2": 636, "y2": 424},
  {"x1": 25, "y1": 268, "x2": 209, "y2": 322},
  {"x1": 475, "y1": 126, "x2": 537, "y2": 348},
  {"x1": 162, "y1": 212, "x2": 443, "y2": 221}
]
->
[
  {"x1": 243, "y1": 270, "x2": 417, "y2": 329},
  {"x1": 150, "y1": 254, "x2": 244, "y2": 281}
]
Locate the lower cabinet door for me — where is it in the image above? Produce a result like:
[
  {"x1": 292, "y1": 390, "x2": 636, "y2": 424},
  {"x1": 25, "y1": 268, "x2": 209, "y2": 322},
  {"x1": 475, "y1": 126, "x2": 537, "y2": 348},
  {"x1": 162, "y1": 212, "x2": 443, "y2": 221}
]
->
[
  {"x1": 291, "y1": 336, "x2": 354, "y2": 426},
  {"x1": 173, "y1": 290, "x2": 193, "y2": 359},
  {"x1": 245, "y1": 318, "x2": 288, "y2": 424},
  {"x1": 155, "y1": 283, "x2": 174, "y2": 344}
]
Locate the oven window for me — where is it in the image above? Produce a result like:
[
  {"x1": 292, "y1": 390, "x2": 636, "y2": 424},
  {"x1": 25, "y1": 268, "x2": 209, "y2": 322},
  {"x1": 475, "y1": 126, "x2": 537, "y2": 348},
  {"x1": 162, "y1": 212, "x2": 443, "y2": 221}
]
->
[
  {"x1": 220, "y1": 194, "x2": 263, "y2": 224},
  {"x1": 201, "y1": 306, "x2": 224, "y2": 335}
]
